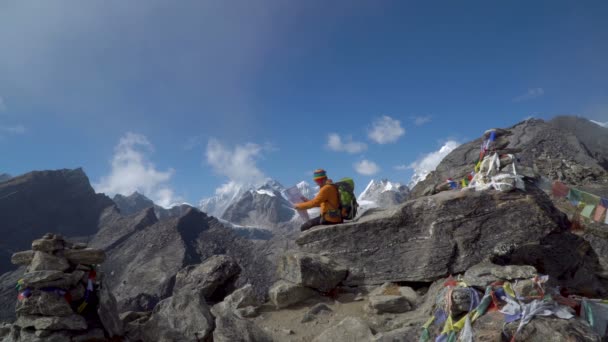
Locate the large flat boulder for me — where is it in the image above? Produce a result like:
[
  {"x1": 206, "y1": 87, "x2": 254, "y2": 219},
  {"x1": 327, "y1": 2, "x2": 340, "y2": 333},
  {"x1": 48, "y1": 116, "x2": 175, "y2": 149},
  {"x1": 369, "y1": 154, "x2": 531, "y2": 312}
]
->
[{"x1": 297, "y1": 186, "x2": 567, "y2": 285}]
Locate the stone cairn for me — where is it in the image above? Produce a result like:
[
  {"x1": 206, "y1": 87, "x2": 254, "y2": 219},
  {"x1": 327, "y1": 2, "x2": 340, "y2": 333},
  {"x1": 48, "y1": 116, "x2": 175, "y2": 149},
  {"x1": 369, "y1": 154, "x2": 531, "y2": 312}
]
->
[{"x1": 4, "y1": 233, "x2": 116, "y2": 342}]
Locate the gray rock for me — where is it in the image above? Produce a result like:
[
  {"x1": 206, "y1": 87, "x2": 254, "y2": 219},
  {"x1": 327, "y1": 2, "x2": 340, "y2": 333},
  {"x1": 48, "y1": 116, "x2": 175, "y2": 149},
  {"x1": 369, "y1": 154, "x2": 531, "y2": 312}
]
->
[
  {"x1": 16, "y1": 329, "x2": 72, "y2": 342},
  {"x1": 297, "y1": 187, "x2": 569, "y2": 285},
  {"x1": 368, "y1": 295, "x2": 412, "y2": 314},
  {"x1": 15, "y1": 291, "x2": 74, "y2": 317},
  {"x1": 142, "y1": 290, "x2": 214, "y2": 342},
  {"x1": 236, "y1": 306, "x2": 258, "y2": 318},
  {"x1": 20, "y1": 270, "x2": 82, "y2": 290},
  {"x1": 512, "y1": 279, "x2": 543, "y2": 299},
  {"x1": 213, "y1": 311, "x2": 272, "y2": 342},
  {"x1": 302, "y1": 303, "x2": 332, "y2": 323},
  {"x1": 398, "y1": 286, "x2": 420, "y2": 305},
  {"x1": 97, "y1": 283, "x2": 123, "y2": 337},
  {"x1": 119, "y1": 311, "x2": 151, "y2": 324},
  {"x1": 28, "y1": 251, "x2": 70, "y2": 272},
  {"x1": 450, "y1": 288, "x2": 474, "y2": 316},
  {"x1": 269, "y1": 280, "x2": 316, "y2": 309},
  {"x1": 174, "y1": 255, "x2": 241, "y2": 301},
  {"x1": 508, "y1": 232, "x2": 608, "y2": 297},
  {"x1": 14, "y1": 314, "x2": 87, "y2": 331},
  {"x1": 10, "y1": 251, "x2": 34, "y2": 267},
  {"x1": 504, "y1": 316, "x2": 601, "y2": 341},
  {"x1": 62, "y1": 248, "x2": 105, "y2": 265},
  {"x1": 464, "y1": 260, "x2": 537, "y2": 288},
  {"x1": 0, "y1": 323, "x2": 11, "y2": 339},
  {"x1": 492, "y1": 264, "x2": 537, "y2": 280},
  {"x1": 374, "y1": 326, "x2": 420, "y2": 342},
  {"x1": 31, "y1": 238, "x2": 65, "y2": 253},
  {"x1": 369, "y1": 283, "x2": 419, "y2": 305},
  {"x1": 212, "y1": 284, "x2": 258, "y2": 317},
  {"x1": 278, "y1": 251, "x2": 348, "y2": 292},
  {"x1": 312, "y1": 317, "x2": 374, "y2": 342}
]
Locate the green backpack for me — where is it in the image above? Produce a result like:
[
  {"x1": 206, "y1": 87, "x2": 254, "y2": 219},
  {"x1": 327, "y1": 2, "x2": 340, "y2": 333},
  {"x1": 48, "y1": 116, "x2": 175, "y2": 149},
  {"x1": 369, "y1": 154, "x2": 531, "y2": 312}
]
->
[{"x1": 334, "y1": 178, "x2": 359, "y2": 220}]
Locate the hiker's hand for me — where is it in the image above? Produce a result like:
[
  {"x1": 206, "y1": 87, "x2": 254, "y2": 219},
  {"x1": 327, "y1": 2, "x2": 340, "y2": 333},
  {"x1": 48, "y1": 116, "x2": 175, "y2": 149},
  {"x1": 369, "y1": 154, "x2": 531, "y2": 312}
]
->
[{"x1": 300, "y1": 196, "x2": 308, "y2": 202}]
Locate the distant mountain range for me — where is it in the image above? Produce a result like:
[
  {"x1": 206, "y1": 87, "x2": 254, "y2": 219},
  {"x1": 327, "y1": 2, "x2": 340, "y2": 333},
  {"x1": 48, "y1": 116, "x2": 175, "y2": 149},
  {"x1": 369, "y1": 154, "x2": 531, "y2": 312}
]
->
[
  {"x1": 113, "y1": 192, "x2": 192, "y2": 221},
  {"x1": 358, "y1": 179, "x2": 410, "y2": 209},
  {"x1": 0, "y1": 174, "x2": 11, "y2": 183}
]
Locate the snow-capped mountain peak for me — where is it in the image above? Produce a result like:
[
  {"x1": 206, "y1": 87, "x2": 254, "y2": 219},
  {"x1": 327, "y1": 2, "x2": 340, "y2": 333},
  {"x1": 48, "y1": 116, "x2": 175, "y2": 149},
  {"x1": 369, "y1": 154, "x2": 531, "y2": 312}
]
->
[{"x1": 358, "y1": 179, "x2": 410, "y2": 208}]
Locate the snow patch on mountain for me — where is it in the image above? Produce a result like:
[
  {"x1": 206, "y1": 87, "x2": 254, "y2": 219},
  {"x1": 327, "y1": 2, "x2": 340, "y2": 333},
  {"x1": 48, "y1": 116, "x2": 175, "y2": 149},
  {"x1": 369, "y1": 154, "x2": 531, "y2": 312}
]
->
[
  {"x1": 590, "y1": 119, "x2": 608, "y2": 128},
  {"x1": 358, "y1": 179, "x2": 410, "y2": 208},
  {"x1": 256, "y1": 189, "x2": 276, "y2": 197},
  {"x1": 408, "y1": 140, "x2": 461, "y2": 188}
]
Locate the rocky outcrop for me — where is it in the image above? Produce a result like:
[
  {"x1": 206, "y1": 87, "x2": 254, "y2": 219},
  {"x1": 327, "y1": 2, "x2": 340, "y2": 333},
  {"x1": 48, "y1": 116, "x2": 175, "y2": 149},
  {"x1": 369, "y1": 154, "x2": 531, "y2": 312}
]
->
[
  {"x1": 112, "y1": 192, "x2": 155, "y2": 216},
  {"x1": 140, "y1": 290, "x2": 215, "y2": 342},
  {"x1": 92, "y1": 208, "x2": 274, "y2": 312},
  {"x1": 410, "y1": 117, "x2": 608, "y2": 199},
  {"x1": 113, "y1": 192, "x2": 196, "y2": 221},
  {"x1": 3, "y1": 234, "x2": 122, "y2": 341},
  {"x1": 297, "y1": 185, "x2": 569, "y2": 285},
  {"x1": 0, "y1": 169, "x2": 115, "y2": 274},
  {"x1": 463, "y1": 260, "x2": 537, "y2": 288},
  {"x1": 173, "y1": 255, "x2": 241, "y2": 302},
  {"x1": 269, "y1": 280, "x2": 316, "y2": 309}
]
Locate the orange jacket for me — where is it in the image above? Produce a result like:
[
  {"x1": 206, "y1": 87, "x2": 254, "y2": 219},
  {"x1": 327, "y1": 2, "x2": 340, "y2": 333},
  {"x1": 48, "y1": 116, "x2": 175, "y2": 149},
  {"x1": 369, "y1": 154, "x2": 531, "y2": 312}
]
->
[{"x1": 295, "y1": 180, "x2": 342, "y2": 223}]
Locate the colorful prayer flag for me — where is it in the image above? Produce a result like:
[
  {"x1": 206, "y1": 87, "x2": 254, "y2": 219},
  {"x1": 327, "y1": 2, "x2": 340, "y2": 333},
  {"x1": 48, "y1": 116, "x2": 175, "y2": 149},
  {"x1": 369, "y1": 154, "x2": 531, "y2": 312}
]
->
[
  {"x1": 595, "y1": 205, "x2": 607, "y2": 223},
  {"x1": 568, "y1": 189, "x2": 582, "y2": 206},
  {"x1": 581, "y1": 204, "x2": 596, "y2": 219},
  {"x1": 581, "y1": 191, "x2": 601, "y2": 206},
  {"x1": 552, "y1": 181, "x2": 569, "y2": 197},
  {"x1": 601, "y1": 198, "x2": 608, "y2": 208}
]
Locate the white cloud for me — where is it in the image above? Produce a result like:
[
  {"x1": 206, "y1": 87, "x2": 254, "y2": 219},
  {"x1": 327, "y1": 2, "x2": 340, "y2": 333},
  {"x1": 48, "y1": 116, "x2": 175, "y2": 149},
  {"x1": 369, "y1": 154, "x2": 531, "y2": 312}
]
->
[
  {"x1": 94, "y1": 132, "x2": 180, "y2": 208},
  {"x1": 0, "y1": 96, "x2": 6, "y2": 111},
  {"x1": 354, "y1": 159, "x2": 380, "y2": 176},
  {"x1": 0, "y1": 124, "x2": 25, "y2": 134},
  {"x1": 513, "y1": 88, "x2": 544, "y2": 102},
  {"x1": 206, "y1": 138, "x2": 266, "y2": 187},
  {"x1": 327, "y1": 133, "x2": 367, "y2": 154},
  {"x1": 590, "y1": 120, "x2": 608, "y2": 128},
  {"x1": 412, "y1": 115, "x2": 432, "y2": 126},
  {"x1": 399, "y1": 140, "x2": 461, "y2": 187},
  {"x1": 368, "y1": 115, "x2": 405, "y2": 144}
]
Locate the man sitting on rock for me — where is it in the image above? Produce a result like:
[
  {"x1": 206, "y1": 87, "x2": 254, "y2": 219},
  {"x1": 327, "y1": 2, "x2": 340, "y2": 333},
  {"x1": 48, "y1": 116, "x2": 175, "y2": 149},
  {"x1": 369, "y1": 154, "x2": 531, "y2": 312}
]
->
[{"x1": 295, "y1": 169, "x2": 343, "y2": 232}]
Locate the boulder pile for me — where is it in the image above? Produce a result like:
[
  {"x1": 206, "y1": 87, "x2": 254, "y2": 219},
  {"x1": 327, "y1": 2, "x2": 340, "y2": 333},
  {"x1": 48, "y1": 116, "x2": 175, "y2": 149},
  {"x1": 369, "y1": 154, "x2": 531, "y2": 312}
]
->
[{"x1": 1, "y1": 233, "x2": 121, "y2": 342}]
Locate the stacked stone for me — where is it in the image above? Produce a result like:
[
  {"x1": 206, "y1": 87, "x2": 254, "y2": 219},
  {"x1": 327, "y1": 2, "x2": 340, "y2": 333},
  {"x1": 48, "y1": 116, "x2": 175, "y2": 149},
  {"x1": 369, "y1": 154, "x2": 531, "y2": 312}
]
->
[{"x1": 5, "y1": 233, "x2": 107, "y2": 342}]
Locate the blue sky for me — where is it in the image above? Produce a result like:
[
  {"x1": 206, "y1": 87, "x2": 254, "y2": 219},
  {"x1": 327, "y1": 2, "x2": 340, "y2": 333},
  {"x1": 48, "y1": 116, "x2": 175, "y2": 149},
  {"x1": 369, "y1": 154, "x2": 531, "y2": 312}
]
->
[{"x1": 1, "y1": 1, "x2": 607, "y2": 206}]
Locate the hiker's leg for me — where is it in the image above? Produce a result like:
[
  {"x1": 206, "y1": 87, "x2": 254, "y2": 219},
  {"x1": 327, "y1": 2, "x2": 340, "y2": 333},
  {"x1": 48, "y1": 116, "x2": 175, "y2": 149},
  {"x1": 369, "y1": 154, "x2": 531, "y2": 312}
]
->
[{"x1": 300, "y1": 216, "x2": 322, "y2": 232}]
